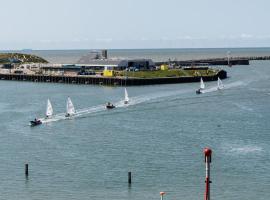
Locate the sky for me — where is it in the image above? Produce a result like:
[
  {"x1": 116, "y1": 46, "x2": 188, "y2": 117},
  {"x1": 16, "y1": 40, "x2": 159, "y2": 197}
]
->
[{"x1": 0, "y1": 0, "x2": 270, "y2": 50}]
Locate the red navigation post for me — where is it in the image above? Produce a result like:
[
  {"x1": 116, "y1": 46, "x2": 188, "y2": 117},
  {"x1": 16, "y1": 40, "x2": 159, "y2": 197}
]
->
[
  {"x1": 160, "y1": 192, "x2": 166, "y2": 200},
  {"x1": 204, "y1": 148, "x2": 212, "y2": 200}
]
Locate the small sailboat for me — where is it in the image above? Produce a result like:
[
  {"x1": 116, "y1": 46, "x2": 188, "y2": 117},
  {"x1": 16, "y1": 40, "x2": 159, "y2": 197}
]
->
[
  {"x1": 196, "y1": 77, "x2": 205, "y2": 94},
  {"x1": 217, "y1": 77, "x2": 224, "y2": 90},
  {"x1": 65, "y1": 97, "x2": 76, "y2": 117},
  {"x1": 124, "y1": 88, "x2": 129, "y2": 104},
  {"x1": 46, "y1": 99, "x2": 53, "y2": 118}
]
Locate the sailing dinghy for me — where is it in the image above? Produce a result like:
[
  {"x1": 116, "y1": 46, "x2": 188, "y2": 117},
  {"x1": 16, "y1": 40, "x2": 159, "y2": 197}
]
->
[
  {"x1": 65, "y1": 97, "x2": 76, "y2": 117},
  {"x1": 217, "y1": 77, "x2": 224, "y2": 90},
  {"x1": 46, "y1": 99, "x2": 53, "y2": 118},
  {"x1": 124, "y1": 88, "x2": 129, "y2": 104},
  {"x1": 196, "y1": 77, "x2": 205, "y2": 94}
]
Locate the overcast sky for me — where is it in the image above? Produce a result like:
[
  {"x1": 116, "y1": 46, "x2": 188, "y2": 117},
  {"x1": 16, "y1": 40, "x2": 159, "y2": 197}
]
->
[{"x1": 0, "y1": 0, "x2": 269, "y2": 50}]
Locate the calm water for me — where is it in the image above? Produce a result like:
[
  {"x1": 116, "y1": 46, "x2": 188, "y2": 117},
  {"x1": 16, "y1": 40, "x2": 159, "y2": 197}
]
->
[{"x1": 0, "y1": 49, "x2": 270, "y2": 200}]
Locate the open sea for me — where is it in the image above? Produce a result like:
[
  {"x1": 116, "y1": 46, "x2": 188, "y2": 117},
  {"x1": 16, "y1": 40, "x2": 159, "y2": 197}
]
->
[{"x1": 0, "y1": 48, "x2": 270, "y2": 200}]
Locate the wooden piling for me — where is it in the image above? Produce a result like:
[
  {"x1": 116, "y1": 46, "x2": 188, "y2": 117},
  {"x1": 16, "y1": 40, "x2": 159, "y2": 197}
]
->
[
  {"x1": 128, "y1": 171, "x2": 132, "y2": 184},
  {"x1": 25, "y1": 163, "x2": 29, "y2": 176}
]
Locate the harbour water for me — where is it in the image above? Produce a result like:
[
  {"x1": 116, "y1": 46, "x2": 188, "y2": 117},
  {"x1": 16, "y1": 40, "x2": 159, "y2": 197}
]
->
[{"x1": 0, "y1": 49, "x2": 270, "y2": 200}]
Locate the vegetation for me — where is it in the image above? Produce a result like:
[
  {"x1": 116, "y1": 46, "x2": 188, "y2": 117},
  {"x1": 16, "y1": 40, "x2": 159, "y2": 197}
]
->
[
  {"x1": 116, "y1": 68, "x2": 219, "y2": 78},
  {"x1": 0, "y1": 53, "x2": 48, "y2": 64}
]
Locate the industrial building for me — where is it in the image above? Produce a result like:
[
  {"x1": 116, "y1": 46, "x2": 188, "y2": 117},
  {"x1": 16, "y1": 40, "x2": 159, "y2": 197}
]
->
[{"x1": 40, "y1": 58, "x2": 155, "y2": 76}]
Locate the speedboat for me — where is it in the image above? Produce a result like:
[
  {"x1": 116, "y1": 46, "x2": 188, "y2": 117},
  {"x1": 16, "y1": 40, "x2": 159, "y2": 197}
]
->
[
  {"x1": 196, "y1": 89, "x2": 202, "y2": 94},
  {"x1": 106, "y1": 102, "x2": 115, "y2": 109},
  {"x1": 65, "y1": 113, "x2": 71, "y2": 117},
  {"x1": 30, "y1": 118, "x2": 42, "y2": 126}
]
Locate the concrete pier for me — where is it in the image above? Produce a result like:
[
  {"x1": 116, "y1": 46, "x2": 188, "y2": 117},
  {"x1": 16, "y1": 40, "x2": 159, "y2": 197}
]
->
[{"x1": 0, "y1": 70, "x2": 227, "y2": 86}]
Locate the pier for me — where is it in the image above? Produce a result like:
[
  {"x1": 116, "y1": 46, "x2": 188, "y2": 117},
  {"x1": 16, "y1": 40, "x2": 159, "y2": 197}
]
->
[
  {"x1": 156, "y1": 56, "x2": 270, "y2": 66},
  {"x1": 0, "y1": 70, "x2": 227, "y2": 86}
]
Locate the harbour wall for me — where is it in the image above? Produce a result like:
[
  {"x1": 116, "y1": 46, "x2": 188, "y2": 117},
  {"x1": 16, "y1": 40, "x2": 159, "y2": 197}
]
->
[
  {"x1": 0, "y1": 70, "x2": 227, "y2": 86},
  {"x1": 156, "y1": 58, "x2": 249, "y2": 66},
  {"x1": 156, "y1": 56, "x2": 270, "y2": 66}
]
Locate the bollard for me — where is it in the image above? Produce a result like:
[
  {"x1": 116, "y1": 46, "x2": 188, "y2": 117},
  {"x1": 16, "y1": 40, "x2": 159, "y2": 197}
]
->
[
  {"x1": 128, "y1": 172, "x2": 132, "y2": 184},
  {"x1": 25, "y1": 163, "x2": 29, "y2": 176},
  {"x1": 160, "y1": 192, "x2": 166, "y2": 200},
  {"x1": 204, "y1": 148, "x2": 212, "y2": 200}
]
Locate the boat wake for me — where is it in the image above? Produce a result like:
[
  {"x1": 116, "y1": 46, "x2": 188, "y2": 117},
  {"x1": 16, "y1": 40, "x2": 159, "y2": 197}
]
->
[
  {"x1": 201, "y1": 81, "x2": 244, "y2": 94},
  {"x1": 229, "y1": 146, "x2": 263, "y2": 154},
  {"x1": 36, "y1": 80, "x2": 244, "y2": 125},
  {"x1": 40, "y1": 89, "x2": 190, "y2": 124}
]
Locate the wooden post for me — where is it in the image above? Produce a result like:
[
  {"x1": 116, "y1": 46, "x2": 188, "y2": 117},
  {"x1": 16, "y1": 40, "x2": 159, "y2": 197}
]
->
[
  {"x1": 25, "y1": 164, "x2": 29, "y2": 176},
  {"x1": 128, "y1": 171, "x2": 132, "y2": 184}
]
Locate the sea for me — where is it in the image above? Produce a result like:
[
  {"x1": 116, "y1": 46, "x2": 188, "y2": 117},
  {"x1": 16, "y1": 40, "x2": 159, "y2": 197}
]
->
[{"x1": 0, "y1": 48, "x2": 270, "y2": 200}]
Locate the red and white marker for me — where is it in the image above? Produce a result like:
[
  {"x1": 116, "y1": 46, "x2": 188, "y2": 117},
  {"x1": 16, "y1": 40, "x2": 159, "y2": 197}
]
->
[
  {"x1": 204, "y1": 148, "x2": 212, "y2": 200},
  {"x1": 160, "y1": 192, "x2": 166, "y2": 200}
]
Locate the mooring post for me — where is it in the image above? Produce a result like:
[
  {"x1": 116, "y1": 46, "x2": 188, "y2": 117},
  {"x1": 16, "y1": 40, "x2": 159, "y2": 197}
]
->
[
  {"x1": 128, "y1": 171, "x2": 132, "y2": 184},
  {"x1": 160, "y1": 192, "x2": 166, "y2": 200},
  {"x1": 25, "y1": 163, "x2": 29, "y2": 176},
  {"x1": 204, "y1": 148, "x2": 212, "y2": 200}
]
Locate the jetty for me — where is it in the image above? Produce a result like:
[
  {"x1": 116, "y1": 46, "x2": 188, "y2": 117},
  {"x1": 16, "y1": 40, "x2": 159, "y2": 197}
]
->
[
  {"x1": 156, "y1": 56, "x2": 270, "y2": 66},
  {"x1": 0, "y1": 70, "x2": 226, "y2": 86}
]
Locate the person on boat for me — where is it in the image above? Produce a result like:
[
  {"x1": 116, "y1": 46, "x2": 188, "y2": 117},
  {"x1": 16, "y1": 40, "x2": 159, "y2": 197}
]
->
[
  {"x1": 106, "y1": 102, "x2": 115, "y2": 109},
  {"x1": 30, "y1": 118, "x2": 42, "y2": 126}
]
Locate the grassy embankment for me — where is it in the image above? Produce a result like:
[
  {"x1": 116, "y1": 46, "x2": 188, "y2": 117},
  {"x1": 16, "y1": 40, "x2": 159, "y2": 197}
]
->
[
  {"x1": 0, "y1": 53, "x2": 48, "y2": 64},
  {"x1": 115, "y1": 68, "x2": 219, "y2": 78}
]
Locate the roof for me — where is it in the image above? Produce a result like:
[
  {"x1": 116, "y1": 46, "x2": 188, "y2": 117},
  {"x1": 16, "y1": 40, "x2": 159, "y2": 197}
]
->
[{"x1": 76, "y1": 58, "x2": 155, "y2": 66}]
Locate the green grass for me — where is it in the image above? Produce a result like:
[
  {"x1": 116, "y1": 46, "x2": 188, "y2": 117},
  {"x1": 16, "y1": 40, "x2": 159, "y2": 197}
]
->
[
  {"x1": 0, "y1": 53, "x2": 48, "y2": 64},
  {"x1": 116, "y1": 69, "x2": 219, "y2": 78}
]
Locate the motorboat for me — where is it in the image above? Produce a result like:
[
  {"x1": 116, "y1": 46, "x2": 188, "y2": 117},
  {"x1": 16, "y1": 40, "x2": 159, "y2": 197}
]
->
[
  {"x1": 30, "y1": 118, "x2": 42, "y2": 126},
  {"x1": 106, "y1": 102, "x2": 115, "y2": 109}
]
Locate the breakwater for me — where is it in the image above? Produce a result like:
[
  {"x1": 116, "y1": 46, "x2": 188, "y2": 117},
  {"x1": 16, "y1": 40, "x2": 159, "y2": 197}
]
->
[
  {"x1": 0, "y1": 70, "x2": 226, "y2": 86},
  {"x1": 156, "y1": 56, "x2": 270, "y2": 66}
]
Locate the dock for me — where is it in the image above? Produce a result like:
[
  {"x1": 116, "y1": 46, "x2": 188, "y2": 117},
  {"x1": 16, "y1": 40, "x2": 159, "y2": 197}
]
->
[{"x1": 0, "y1": 70, "x2": 227, "y2": 86}]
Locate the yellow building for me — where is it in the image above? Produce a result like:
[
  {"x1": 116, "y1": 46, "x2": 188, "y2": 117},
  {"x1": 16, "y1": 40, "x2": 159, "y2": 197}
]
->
[
  {"x1": 160, "y1": 64, "x2": 168, "y2": 70},
  {"x1": 103, "y1": 66, "x2": 114, "y2": 77}
]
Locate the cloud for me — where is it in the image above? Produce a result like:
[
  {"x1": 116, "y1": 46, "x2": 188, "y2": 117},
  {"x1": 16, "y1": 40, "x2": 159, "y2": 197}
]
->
[{"x1": 240, "y1": 33, "x2": 253, "y2": 39}]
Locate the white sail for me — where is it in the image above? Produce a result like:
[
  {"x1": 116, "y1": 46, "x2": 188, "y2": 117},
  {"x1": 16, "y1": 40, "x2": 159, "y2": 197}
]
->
[
  {"x1": 66, "y1": 97, "x2": 75, "y2": 116},
  {"x1": 124, "y1": 88, "x2": 129, "y2": 104},
  {"x1": 46, "y1": 99, "x2": 53, "y2": 117},
  {"x1": 217, "y1": 77, "x2": 224, "y2": 89},
  {"x1": 200, "y1": 78, "x2": 205, "y2": 89}
]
